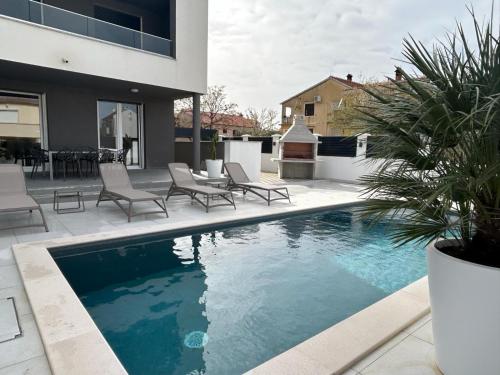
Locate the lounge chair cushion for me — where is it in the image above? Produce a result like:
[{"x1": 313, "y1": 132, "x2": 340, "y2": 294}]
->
[
  {"x1": 106, "y1": 188, "x2": 161, "y2": 202},
  {"x1": 177, "y1": 183, "x2": 230, "y2": 195},
  {"x1": 0, "y1": 194, "x2": 39, "y2": 212},
  {"x1": 239, "y1": 182, "x2": 286, "y2": 191},
  {"x1": 0, "y1": 165, "x2": 28, "y2": 195}
]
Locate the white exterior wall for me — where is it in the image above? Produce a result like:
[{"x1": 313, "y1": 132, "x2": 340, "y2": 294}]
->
[
  {"x1": 261, "y1": 154, "x2": 278, "y2": 173},
  {"x1": 315, "y1": 156, "x2": 384, "y2": 183},
  {"x1": 224, "y1": 141, "x2": 262, "y2": 182},
  {"x1": 0, "y1": 0, "x2": 208, "y2": 93}
]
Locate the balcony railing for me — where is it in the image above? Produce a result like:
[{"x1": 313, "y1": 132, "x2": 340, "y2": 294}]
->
[{"x1": 0, "y1": 0, "x2": 173, "y2": 57}]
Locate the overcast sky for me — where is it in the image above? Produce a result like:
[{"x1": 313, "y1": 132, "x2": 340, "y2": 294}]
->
[{"x1": 207, "y1": 0, "x2": 493, "y2": 113}]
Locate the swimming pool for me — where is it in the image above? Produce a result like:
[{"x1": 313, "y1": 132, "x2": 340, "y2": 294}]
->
[{"x1": 52, "y1": 207, "x2": 427, "y2": 375}]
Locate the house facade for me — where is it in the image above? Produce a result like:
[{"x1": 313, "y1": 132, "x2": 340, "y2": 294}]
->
[
  {"x1": 0, "y1": 0, "x2": 208, "y2": 169},
  {"x1": 280, "y1": 75, "x2": 364, "y2": 136},
  {"x1": 176, "y1": 110, "x2": 256, "y2": 137}
]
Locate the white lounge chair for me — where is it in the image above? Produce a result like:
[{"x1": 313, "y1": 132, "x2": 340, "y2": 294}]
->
[
  {"x1": 0, "y1": 164, "x2": 48, "y2": 231},
  {"x1": 166, "y1": 163, "x2": 236, "y2": 212},
  {"x1": 224, "y1": 162, "x2": 291, "y2": 206},
  {"x1": 96, "y1": 163, "x2": 168, "y2": 222}
]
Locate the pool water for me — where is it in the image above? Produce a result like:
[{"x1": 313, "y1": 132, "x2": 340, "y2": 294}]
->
[{"x1": 52, "y1": 208, "x2": 427, "y2": 375}]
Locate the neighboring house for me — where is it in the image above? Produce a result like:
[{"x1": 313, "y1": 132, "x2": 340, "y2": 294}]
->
[
  {"x1": 176, "y1": 110, "x2": 256, "y2": 137},
  {"x1": 280, "y1": 74, "x2": 364, "y2": 136},
  {"x1": 0, "y1": 0, "x2": 208, "y2": 168},
  {"x1": 281, "y1": 71, "x2": 405, "y2": 136}
]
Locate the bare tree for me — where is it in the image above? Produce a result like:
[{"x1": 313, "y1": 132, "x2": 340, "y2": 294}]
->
[
  {"x1": 246, "y1": 108, "x2": 279, "y2": 136},
  {"x1": 174, "y1": 86, "x2": 238, "y2": 129},
  {"x1": 201, "y1": 86, "x2": 238, "y2": 129}
]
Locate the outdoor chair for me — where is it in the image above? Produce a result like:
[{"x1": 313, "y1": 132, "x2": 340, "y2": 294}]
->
[
  {"x1": 79, "y1": 147, "x2": 100, "y2": 177},
  {"x1": 30, "y1": 148, "x2": 49, "y2": 178},
  {"x1": 53, "y1": 149, "x2": 82, "y2": 180},
  {"x1": 96, "y1": 163, "x2": 168, "y2": 222},
  {"x1": 116, "y1": 148, "x2": 129, "y2": 167},
  {"x1": 0, "y1": 164, "x2": 48, "y2": 232},
  {"x1": 99, "y1": 149, "x2": 115, "y2": 164},
  {"x1": 166, "y1": 163, "x2": 236, "y2": 213},
  {"x1": 224, "y1": 162, "x2": 291, "y2": 206}
]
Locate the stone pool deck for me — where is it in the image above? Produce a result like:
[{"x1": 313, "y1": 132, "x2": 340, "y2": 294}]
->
[
  {"x1": 342, "y1": 313, "x2": 439, "y2": 375},
  {"x1": 0, "y1": 175, "x2": 437, "y2": 375}
]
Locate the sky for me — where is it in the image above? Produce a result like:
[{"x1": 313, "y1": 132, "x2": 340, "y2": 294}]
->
[{"x1": 207, "y1": 0, "x2": 493, "y2": 113}]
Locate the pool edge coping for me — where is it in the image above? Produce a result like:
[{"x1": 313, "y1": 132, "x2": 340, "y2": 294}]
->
[
  {"x1": 11, "y1": 198, "x2": 429, "y2": 374},
  {"x1": 245, "y1": 276, "x2": 430, "y2": 375}
]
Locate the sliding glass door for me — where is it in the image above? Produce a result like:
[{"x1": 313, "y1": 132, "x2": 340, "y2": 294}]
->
[
  {"x1": 0, "y1": 91, "x2": 44, "y2": 165},
  {"x1": 97, "y1": 100, "x2": 142, "y2": 167}
]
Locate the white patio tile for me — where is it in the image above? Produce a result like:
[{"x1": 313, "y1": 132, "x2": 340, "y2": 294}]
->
[
  {"x1": 0, "y1": 231, "x2": 17, "y2": 250},
  {"x1": 0, "y1": 355, "x2": 51, "y2": 375},
  {"x1": 0, "y1": 287, "x2": 32, "y2": 317},
  {"x1": 411, "y1": 320, "x2": 434, "y2": 345},
  {"x1": 0, "y1": 314, "x2": 45, "y2": 370},
  {"x1": 0, "y1": 266, "x2": 22, "y2": 290},
  {"x1": 0, "y1": 248, "x2": 14, "y2": 267},
  {"x1": 360, "y1": 335, "x2": 439, "y2": 375},
  {"x1": 352, "y1": 331, "x2": 411, "y2": 372},
  {"x1": 404, "y1": 314, "x2": 432, "y2": 335}
]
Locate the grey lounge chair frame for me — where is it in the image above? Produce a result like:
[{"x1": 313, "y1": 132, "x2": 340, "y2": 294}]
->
[
  {"x1": 166, "y1": 163, "x2": 236, "y2": 213},
  {"x1": 224, "y1": 162, "x2": 291, "y2": 206},
  {"x1": 0, "y1": 164, "x2": 48, "y2": 232},
  {"x1": 96, "y1": 163, "x2": 168, "y2": 222}
]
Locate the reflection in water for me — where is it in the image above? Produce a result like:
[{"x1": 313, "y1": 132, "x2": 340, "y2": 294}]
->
[
  {"x1": 52, "y1": 209, "x2": 427, "y2": 375},
  {"x1": 54, "y1": 235, "x2": 210, "y2": 375}
]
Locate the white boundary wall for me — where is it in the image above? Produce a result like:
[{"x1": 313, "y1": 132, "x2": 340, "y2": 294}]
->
[
  {"x1": 261, "y1": 154, "x2": 278, "y2": 173},
  {"x1": 315, "y1": 156, "x2": 384, "y2": 183},
  {"x1": 224, "y1": 140, "x2": 262, "y2": 182}
]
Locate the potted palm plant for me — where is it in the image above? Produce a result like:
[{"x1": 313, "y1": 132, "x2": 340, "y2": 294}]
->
[
  {"x1": 357, "y1": 9, "x2": 499, "y2": 375},
  {"x1": 205, "y1": 133, "x2": 223, "y2": 178}
]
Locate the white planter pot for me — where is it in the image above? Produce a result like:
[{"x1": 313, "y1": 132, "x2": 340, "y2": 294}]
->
[
  {"x1": 206, "y1": 159, "x2": 223, "y2": 178},
  {"x1": 427, "y1": 243, "x2": 500, "y2": 375}
]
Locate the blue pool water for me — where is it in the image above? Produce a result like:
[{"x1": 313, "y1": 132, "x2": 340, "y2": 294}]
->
[{"x1": 52, "y1": 208, "x2": 427, "y2": 375}]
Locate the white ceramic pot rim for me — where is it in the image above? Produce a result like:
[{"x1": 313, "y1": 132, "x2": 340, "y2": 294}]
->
[{"x1": 431, "y1": 239, "x2": 500, "y2": 272}]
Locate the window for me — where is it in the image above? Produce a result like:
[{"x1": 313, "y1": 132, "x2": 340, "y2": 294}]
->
[
  {"x1": 304, "y1": 103, "x2": 315, "y2": 117},
  {"x1": 0, "y1": 92, "x2": 43, "y2": 164},
  {"x1": 98, "y1": 101, "x2": 142, "y2": 167},
  {"x1": 0, "y1": 109, "x2": 19, "y2": 123}
]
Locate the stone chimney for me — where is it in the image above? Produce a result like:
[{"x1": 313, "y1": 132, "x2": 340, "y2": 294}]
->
[
  {"x1": 346, "y1": 73, "x2": 353, "y2": 83},
  {"x1": 395, "y1": 68, "x2": 403, "y2": 81}
]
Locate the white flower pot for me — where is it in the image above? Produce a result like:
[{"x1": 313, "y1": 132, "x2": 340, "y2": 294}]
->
[
  {"x1": 427, "y1": 242, "x2": 500, "y2": 375},
  {"x1": 205, "y1": 159, "x2": 223, "y2": 178}
]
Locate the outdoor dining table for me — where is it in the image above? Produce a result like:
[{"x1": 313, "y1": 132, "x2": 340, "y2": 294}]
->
[{"x1": 48, "y1": 149, "x2": 118, "y2": 181}]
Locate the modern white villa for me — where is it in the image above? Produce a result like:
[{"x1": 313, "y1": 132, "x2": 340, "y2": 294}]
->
[
  {"x1": 0, "y1": 0, "x2": 207, "y2": 171},
  {"x1": 0, "y1": 2, "x2": 498, "y2": 375}
]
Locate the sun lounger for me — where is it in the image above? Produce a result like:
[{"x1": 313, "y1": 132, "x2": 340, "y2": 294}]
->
[
  {"x1": 0, "y1": 164, "x2": 48, "y2": 231},
  {"x1": 96, "y1": 163, "x2": 168, "y2": 222},
  {"x1": 224, "y1": 162, "x2": 291, "y2": 206},
  {"x1": 166, "y1": 163, "x2": 236, "y2": 212}
]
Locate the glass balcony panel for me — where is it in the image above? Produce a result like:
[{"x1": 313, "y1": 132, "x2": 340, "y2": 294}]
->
[
  {"x1": 28, "y1": 1, "x2": 41, "y2": 24},
  {"x1": 0, "y1": 0, "x2": 172, "y2": 57},
  {"x1": 88, "y1": 18, "x2": 136, "y2": 48},
  {"x1": 142, "y1": 34, "x2": 172, "y2": 56},
  {"x1": 41, "y1": 5, "x2": 87, "y2": 36},
  {"x1": 0, "y1": 0, "x2": 30, "y2": 21}
]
